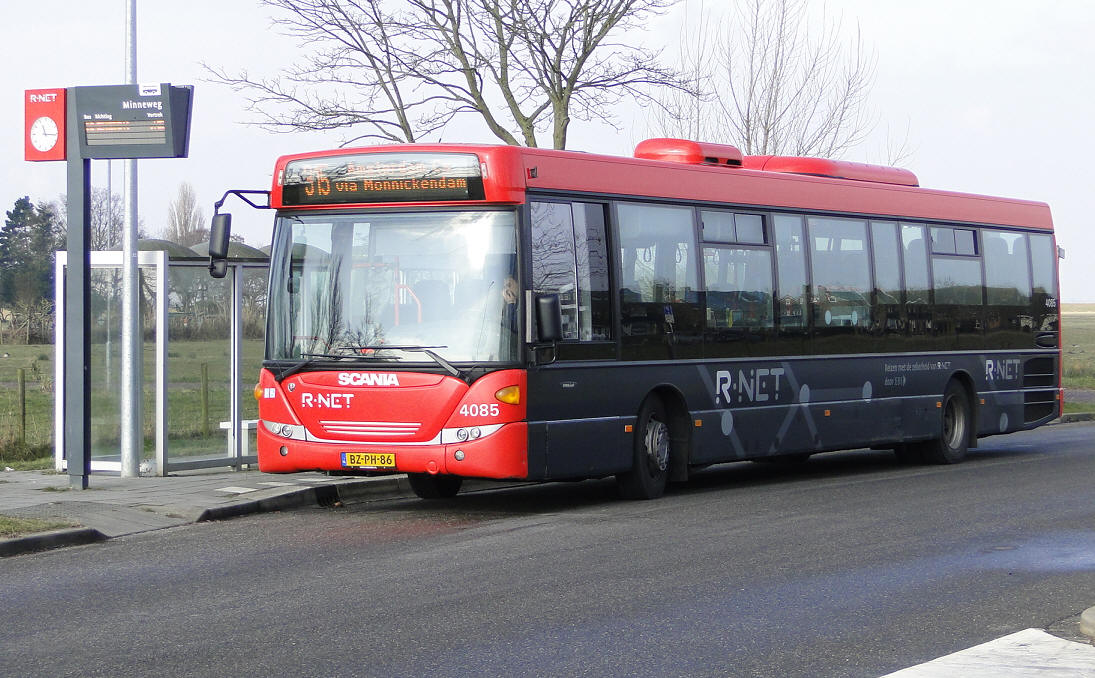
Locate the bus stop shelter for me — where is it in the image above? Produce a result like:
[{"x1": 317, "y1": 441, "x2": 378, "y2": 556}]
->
[{"x1": 53, "y1": 241, "x2": 268, "y2": 475}]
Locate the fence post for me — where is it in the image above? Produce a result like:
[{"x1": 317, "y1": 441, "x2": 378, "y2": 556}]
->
[
  {"x1": 18, "y1": 367, "x2": 26, "y2": 444},
  {"x1": 201, "y1": 362, "x2": 210, "y2": 436}
]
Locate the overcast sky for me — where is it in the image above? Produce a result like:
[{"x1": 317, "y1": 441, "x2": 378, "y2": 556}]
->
[{"x1": 3, "y1": 0, "x2": 1093, "y2": 300}]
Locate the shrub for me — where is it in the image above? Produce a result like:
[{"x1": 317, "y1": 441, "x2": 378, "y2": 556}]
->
[{"x1": 0, "y1": 439, "x2": 52, "y2": 464}]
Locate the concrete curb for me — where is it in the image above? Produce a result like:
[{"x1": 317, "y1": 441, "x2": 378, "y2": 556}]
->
[
  {"x1": 195, "y1": 476, "x2": 407, "y2": 522},
  {"x1": 0, "y1": 527, "x2": 106, "y2": 558},
  {"x1": 1057, "y1": 413, "x2": 1095, "y2": 424},
  {"x1": 1081, "y1": 606, "x2": 1095, "y2": 641},
  {"x1": 1, "y1": 474, "x2": 525, "y2": 557},
  {"x1": 195, "y1": 476, "x2": 524, "y2": 522}
]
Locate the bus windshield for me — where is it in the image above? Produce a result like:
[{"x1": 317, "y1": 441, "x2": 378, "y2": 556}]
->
[{"x1": 266, "y1": 209, "x2": 519, "y2": 364}]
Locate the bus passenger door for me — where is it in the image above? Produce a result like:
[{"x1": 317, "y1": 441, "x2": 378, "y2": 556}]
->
[{"x1": 526, "y1": 201, "x2": 625, "y2": 479}]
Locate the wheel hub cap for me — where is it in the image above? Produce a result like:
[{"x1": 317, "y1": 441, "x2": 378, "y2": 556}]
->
[{"x1": 645, "y1": 418, "x2": 669, "y2": 472}]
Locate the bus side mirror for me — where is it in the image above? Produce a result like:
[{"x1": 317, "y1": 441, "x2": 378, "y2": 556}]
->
[
  {"x1": 536, "y1": 294, "x2": 563, "y2": 343},
  {"x1": 210, "y1": 259, "x2": 228, "y2": 278},
  {"x1": 208, "y1": 213, "x2": 232, "y2": 279}
]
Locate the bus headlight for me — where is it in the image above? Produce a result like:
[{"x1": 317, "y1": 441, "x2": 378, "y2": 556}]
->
[
  {"x1": 263, "y1": 420, "x2": 306, "y2": 440},
  {"x1": 442, "y1": 424, "x2": 503, "y2": 444}
]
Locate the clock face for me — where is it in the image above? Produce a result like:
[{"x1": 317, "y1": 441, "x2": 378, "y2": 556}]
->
[{"x1": 30, "y1": 116, "x2": 59, "y2": 152}]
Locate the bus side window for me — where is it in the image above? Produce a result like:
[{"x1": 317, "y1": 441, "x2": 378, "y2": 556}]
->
[
  {"x1": 808, "y1": 216, "x2": 871, "y2": 353},
  {"x1": 702, "y1": 246, "x2": 774, "y2": 357},
  {"x1": 773, "y1": 214, "x2": 808, "y2": 333},
  {"x1": 530, "y1": 201, "x2": 579, "y2": 340},
  {"x1": 870, "y1": 221, "x2": 902, "y2": 341},
  {"x1": 930, "y1": 227, "x2": 984, "y2": 350},
  {"x1": 901, "y1": 223, "x2": 932, "y2": 347},
  {"x1": 984, "y1": 231, "x2": 1031, "y2": 306},
  {"x1": 572, "y1": 202, "x2": 612, "y2": 341},
  {"x1": 616, "y1": 202, "x2": 701, "y2": 359},
  {"x1": 1029, "y1": 233, "x2": 1059, "y2": 333},
  {"x1": 530, "y1": 201, "x2": 612, "y2": 344},
  {"x1": 901, "y1": 224, "x2": 930, "y2": 303},
  {"x1": 931, "y1": 252, "x2": 983, "y2": 305},
  {"x1": 616, "y1": 203, "x2": 698, "y2": 305},
  {"x1": 983, "y1": 230, "x2": 1032, "y2": 349}
]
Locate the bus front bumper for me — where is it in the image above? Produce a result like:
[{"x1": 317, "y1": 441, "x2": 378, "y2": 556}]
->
[{"x1": 255, "y1": 421, "x2": 529, "y2": 480}]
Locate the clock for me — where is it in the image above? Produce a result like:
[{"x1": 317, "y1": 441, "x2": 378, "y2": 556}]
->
[
  {"x1": 25, "y1": 88, "x2": 66, "y2": 161},
  {"x1": 30, "y1": 116, "x2": 60, "y2": 152}
]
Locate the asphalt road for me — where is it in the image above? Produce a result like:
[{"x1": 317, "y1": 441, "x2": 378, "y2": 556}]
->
[{"x1": 4, "y1": 423, "x2": 1095, "y2": 678}]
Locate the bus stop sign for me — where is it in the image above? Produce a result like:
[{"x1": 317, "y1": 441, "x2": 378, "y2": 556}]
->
[{"x1": 73, "y1": 83, "x2": 193, "y2": 159}]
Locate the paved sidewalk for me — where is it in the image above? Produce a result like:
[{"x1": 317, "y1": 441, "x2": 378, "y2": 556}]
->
[
  {"x1": 0, "y1": 466, "x2": 429, "y2": 556},
  {"x1": 882, "y1": 629, "x2": 1095, "y2": 677}
]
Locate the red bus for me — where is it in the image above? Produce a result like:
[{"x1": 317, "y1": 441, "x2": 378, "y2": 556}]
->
[{"x1": 207, "y1": 138, "x2": 1061, "y2": 499}]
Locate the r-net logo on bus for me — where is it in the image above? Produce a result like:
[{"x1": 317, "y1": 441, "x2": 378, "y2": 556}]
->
[
  {"x1": 985, "y1": 358, "x2": 1021, "y2": 383},
  {"x1": 714, "y1": 367, "x2": 787, "y2": 407}
]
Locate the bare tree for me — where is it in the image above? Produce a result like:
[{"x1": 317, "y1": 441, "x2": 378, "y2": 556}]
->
[
  {"x1": 643, "y1": 0, "x2": 720, "y2": 143},
  {"x1": 206, "y1": 0, "x2": 688, "y2": 149},
  {"x1": 650, "y1": 0, "x2": 875, "y2": 158},
  {"x1": 55, "y1": 188, "x2": 144, "y2": 251},
  {"x1": 164, "y1": 182, "x2": 207, "y2": 247}
]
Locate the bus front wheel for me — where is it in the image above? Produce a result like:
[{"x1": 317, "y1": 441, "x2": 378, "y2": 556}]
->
[
  {"x1": 617, "y1": 397, "x2": 671, "y2": 500},
  {"x1": 406, "y1": 472, "x2": 463, "y2": 499},
  {"x1": 919, "y1": 381, "x2": 971, "y2": 465}
]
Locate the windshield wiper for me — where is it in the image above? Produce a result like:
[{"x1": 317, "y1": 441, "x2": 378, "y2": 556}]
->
[
  {"x1": 272, "y1": 351, "x2": 383, "y2": 382},
  {"x1": 345, "y1": 345, "x2": 464, "y2": 379},
  {"x1": 273, "y1": 345, "x2": 465, "y2": 382}
]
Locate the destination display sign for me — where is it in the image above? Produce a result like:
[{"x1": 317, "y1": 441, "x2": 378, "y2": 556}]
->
[
  {"x1": 73, "y1": 83, "x2": 193, "y2": 159},
  {"x1": 281, "y1": 152, "x2": 485, "y2": 205}
]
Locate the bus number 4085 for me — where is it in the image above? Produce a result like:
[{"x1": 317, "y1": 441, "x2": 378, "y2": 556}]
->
[{"x1": 461, "y1": 403, "x2": 500, "y2": 417}]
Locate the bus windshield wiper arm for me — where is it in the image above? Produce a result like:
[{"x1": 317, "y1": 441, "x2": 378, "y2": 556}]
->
[
  {"x1": 273, "y1": 352, "x2": 381, "y2": 382},
  {"x1": 275, "y1": 346, "x2": 462, "y2": 381},
  {"x1": 301, "y1": 352, "x2": 386, "y2": 360},
  {"x1": 346, "y1": 345, "x2": 463, "y2": 379}
]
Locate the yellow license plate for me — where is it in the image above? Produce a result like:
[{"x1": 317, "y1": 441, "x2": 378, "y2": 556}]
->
[{"x1": 341, "y1": 452, "x2": 396, "y2": 469}]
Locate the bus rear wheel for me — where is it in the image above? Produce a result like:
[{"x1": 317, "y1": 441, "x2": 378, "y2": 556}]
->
[
  {"x1": 406, "y1": 472, "x2": 463, "y2": 499},
  {"x1": 919, "y1": 381, "x2": 971, "y2": 465},
  {"x1": 617, "y1": 397, "x2": 671, "y2": 500}
]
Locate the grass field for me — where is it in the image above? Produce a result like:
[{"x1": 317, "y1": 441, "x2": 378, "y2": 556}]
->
[
  {"x1": 1061, "y1": 305, "x2": 1095, "y2": 391},
  {"x1": 0, "y1": 338, "x2": 263, "y2": 467},
  {"x1": 3, "y1": 311, "x2": 1094, "y2": 468}
]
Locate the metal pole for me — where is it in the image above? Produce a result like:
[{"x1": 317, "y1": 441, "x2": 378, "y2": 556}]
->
[
  {"x1": 17, "y1": 368, "x2": 26, "y2": 444},
  {"x1": 230, "y1": 264, "x2": 243, "y2": 468},
  {"x1": 105, "y1": 161, "x2": 111, "y2": 389},
  {"x1": 120, "y1": 0, "x2": 141, "y2": 476},
  {"x1": 65, "y1": 89, "x2": 92, "y2": 490},
  {"x1": 154, "y1": 250, "x2": 168, "y2": 476},
  {"x1": 53, "y1": 254, "x2": 65, "y2": 473}
]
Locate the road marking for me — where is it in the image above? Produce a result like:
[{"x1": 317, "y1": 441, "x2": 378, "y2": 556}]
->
[
  {"x1": 257, "y1": 481, "x2": 298, "y2": 487},
  {"x1": 880, "y1": 628, "x2": 1095, "y2": 677},
  {"x1": 215, "y1": 486, "x2": 259, "y2": 494}
]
